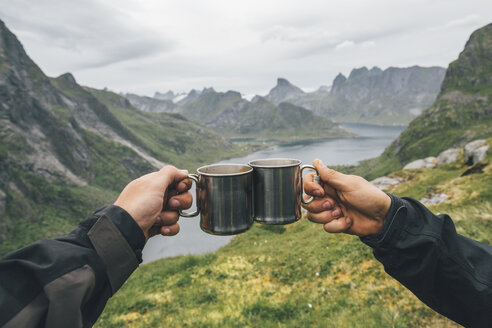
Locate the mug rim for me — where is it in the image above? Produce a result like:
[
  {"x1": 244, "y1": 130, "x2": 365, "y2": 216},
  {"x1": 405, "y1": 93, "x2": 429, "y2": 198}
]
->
[
  {"x1": 248, "y1": 158, "x2": 302, "y2": 168},
  {"x1": 197, "y1": 163, "x2": 253, "y2": 177}
]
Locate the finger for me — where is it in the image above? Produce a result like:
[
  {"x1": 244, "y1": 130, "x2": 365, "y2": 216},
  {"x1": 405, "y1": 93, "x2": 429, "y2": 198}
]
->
[
  {"x1": 301, "y1": 195, "x2": 337, "y2": 213},
  {"x1": 304, "y1": 172, "x2": 325, "y2": 197},
  {"x1": 323, "y1": 217, "x2": 353, "y2": 233},
  {"x1": 176, "y1": 178, "x2": 193, "y2": 193},
  {"x1": 154, "y1": 166, "x2": 189, "y2": 188},
  {"x1": 161, "y1": 223, "x2": 180, "y2": 236},
  {"x1": 155, "y1": 210, "x2": 179, "y2": 226},
  {"x1": 313, "y1": 159, "x2": 347, "y2": 191},
  {"x1": 167, "y1": 192, "x2": 193, "y2": 210},
  {"x1": 306, "y1": 207, "x2": 343, "y2": 224}
]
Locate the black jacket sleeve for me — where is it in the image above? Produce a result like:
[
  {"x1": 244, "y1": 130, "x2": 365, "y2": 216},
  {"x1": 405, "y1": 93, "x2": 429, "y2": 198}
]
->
[
  {"x1": 361, "y1": 194, "x2": 492, "y2": 328},
  {"x1": 0, "y1": 205, "x2": 146, "y2": 328}
]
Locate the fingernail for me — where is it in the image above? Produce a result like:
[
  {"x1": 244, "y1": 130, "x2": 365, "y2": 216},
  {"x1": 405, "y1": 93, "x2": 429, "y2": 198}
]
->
[
  {"x1": 332, "y1": 208, "x2": 341, "y2": 217},
  {"x1": 345, "y1": 217, "x2": 352, "y2": 225},
  {"x1": 323, "y1": 201, "x2": 331, "y2": 209},
  {"x1": 163, "y1": 228, "x2": 171, "y2": 235},
  {"x1": 314, "y1": 190, "x2": 322, "y2": 196},
  {"x1": 170, "y1": 199, "x2": 180, "y2": 207},
  {"x1": 181, "y1": 169, "x2": 188, "y2": 174},
  {"x1": 155, "y1": 216, "x2": 162, "y2": 224},
  {"x1": 318, "y1": 159, "x2": 324, "y2": 166}
]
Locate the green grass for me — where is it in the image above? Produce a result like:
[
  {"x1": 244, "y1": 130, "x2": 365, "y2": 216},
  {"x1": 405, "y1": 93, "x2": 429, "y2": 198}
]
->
[
  {"x1": 0, "y1": 169, "x2": 116, "y2": 256},
  {"x1": 94, "y1": 144, "x2": 492, "y2": 328}
]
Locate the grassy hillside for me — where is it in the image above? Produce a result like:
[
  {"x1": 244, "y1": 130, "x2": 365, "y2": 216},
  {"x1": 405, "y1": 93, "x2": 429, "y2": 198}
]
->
[
  {"x1": 95, "y1": 140, "x2": 491, "y2": 328},
  {"x1": 87, "y1": 88, "x2": 254, "y2": 171}
]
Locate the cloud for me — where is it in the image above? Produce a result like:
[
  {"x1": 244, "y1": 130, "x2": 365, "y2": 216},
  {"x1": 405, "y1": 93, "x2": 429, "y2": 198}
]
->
[
  {"x1": 0, "y1": 0, "x2": 175, "y2": 69},
  {"x1": 361, "y1": 40, "x2": 376, "y2": 48},
  {"x1": 1, "y1": 0, "x2": 491, "y2": 96},
  {"x1": 335, "y1": 40, "x2": 355, "y2": 50},
  {"x1": 428, "y1": 14, "x2": 482, "y2": 31}
]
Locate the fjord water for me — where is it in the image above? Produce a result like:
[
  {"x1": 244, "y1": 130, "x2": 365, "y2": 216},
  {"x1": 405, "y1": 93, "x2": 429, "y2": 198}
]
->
[{"x1": 142, "y1": 123, "x2": 405, "y2": 263}]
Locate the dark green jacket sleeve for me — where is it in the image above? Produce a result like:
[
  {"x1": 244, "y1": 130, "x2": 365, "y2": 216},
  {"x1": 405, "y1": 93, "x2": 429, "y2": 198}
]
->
[
  {"x1": 0, "y1": 205, "x2": 146, "y2": 328},
  {"x1": 361, "y1": 194, "x2": 492, "y2": 328}
]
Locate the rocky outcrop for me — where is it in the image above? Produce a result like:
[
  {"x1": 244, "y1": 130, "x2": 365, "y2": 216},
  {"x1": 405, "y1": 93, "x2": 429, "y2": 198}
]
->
[
  {"x1": 403, "y1": 157, "x2": 437, "y2": 170},
  {"x1": 402, "y1": 139, "x2": 489, "y2": 170},
  {"x1": 464, "y1": 139, "x2": 489, "y2": 164},
  {"x1": 420, "y1": 193, "x2": 448, "y2": 206},
  {"x1": 370, "y1": 176, "x2": 402, "y2": 190},
  {"x1": 437, "y1": 148, "x2": 460, "y2": 165}
]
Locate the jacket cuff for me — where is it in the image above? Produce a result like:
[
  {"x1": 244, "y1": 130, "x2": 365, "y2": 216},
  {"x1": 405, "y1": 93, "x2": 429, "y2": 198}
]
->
[
  {"x1": 87, "y1": 205, "x2": 146, "y2": 294},
  {"x1": 94, "y1": 205, "x2": 146, "y2": 259},
  {"x1": 360, "y1": 193, "x2": 407, "y2": 250}
]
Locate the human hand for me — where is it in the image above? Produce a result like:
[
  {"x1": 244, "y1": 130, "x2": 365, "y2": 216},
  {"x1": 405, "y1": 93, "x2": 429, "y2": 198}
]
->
[
  {"x1": 302, "y1": 159, "x2": 391, "y2": 237},
  {"x1": 114, "y1": 166, "x2": 192, "y2": 241}
]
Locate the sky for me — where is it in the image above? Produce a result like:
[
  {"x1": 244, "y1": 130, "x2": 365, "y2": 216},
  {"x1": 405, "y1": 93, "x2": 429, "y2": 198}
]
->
[{"x1": 0, "y1": 0, "x2": 491, "y2": 97}]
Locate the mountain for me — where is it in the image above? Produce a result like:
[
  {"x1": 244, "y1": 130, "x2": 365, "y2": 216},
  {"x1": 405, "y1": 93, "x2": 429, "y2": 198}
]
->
[
  {"x1": 0, "y1": 20, "x2": 243, "y2": 255},
  {"x1": 275, "y1": 66, "x2": 446, "y2": 125},
  {"x1": 177, "y1": 87, "x2": 215, "y2": 105},
  {"x1": 351, "y1": 23, "x2": 492, "y2": 179},
  {"x1": 265, "y1": 78, "x2": 305, "y2": 105},
  {"x1": 154, "y1": 90, "x2": 175, "y2": 101},
  {"x1": 125, "y1": 93, "x2": 178, "y2": 113},
  {"x1": 179, "y1": 89, "x2": 352, "y2": 141}
]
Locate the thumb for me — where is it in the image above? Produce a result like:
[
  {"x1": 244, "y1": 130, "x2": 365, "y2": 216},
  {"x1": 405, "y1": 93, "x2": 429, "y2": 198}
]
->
[
  {"x1": 313, "y1": 159, "x2": 347, "y2": 190},
  {"x1": 324, "y1": 217, "x2": 352, "y2": 233}
]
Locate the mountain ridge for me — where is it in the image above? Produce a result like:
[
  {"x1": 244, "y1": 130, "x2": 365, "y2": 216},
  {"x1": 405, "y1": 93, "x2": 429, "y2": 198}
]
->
[{"x1": 265, "y1": 66, "x2": 446, "y2": 125}]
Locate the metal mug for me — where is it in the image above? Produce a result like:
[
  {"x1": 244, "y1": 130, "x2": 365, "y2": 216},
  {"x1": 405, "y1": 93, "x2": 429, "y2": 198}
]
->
[
  {"x1": 179, "y1": 164, "x2": 254, "y2": 235},
  {"x1": 248, "y1": 158, "x2": 317, "y2": 225}
]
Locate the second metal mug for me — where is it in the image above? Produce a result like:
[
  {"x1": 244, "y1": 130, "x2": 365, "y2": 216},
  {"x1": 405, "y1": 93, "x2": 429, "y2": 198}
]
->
[
  {"x1": 179, "y1": 164, "x2": 253, "y2": 235},
  {"x1": 248, "y1": 158, "x2": 317, "y2": 225}
]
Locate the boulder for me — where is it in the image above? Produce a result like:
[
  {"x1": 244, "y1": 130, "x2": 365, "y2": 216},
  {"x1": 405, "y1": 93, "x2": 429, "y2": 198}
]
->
[
  {"x1": 403, "y1": 157, "x2": 437, "y2": 170},
  {"x1": 370, "y1": 176, "x2": 401, "y2": 190},
  {"x1": 472, "y1": 145, "x2": 489, "y2": 164},
  {"x1": 420, "y1": 193, "x2": 447, "y2": 206},
  {"x1": 437, "y1": 148, "x2": 460, "y2": 165},
  {"x1": 464, "y1": 139, "x2": 487, "y2": 160}
]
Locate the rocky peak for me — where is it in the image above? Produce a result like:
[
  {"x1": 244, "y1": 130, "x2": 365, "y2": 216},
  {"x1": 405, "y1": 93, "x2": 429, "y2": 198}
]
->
[
  {"x1": 276, "y1": 78, "x2": 291, "y2": 87},
  {"x1": 348, "y1": 67, "x2": 369, "y2": 79},
  {"x1": 55, "y1": 73, "x2": 78, "y2": 89},
  {"x1": 266, "y1": 77, "x2": 304, "y2": 105},
  {"x1": 440, "y1": 23, "x2": 492, "y2": 94},
  {"x1": 370, "y1": 66, "x2": 382, "y2": 73},
  {"x1": 331, "y1": 73, "x2": 347, "y2": 94},
  {"x1": 154, "y1": 90, "x2": 175, "y2": 100},
  {"x1": 202, "y1": 87, "x2": 215, "y2": 94}
]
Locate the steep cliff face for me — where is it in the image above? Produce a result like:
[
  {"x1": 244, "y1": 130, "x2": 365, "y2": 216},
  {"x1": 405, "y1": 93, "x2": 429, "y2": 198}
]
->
[{"x1": 284, "y1": 66, "x2": 446, "y2": 125}]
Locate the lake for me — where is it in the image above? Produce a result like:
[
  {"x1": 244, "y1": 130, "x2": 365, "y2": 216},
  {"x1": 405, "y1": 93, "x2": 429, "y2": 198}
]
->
[{"x1": 142, "y1": 123, "x2": 405, "y2": 263}]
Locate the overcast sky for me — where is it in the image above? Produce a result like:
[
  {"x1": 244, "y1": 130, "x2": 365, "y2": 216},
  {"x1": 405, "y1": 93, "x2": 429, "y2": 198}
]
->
[{"x1": 1, "y1": 0, "x2": 491, "y2": 96}]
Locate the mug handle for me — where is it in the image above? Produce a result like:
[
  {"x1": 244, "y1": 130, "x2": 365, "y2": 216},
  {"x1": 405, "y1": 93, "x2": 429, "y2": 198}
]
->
[
  {"x1": 300, "y1": 165, "x2": 319, "y2": 205},
  {"x1": 179, "y1": 174, "x2": 200, "y2": 217}
]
